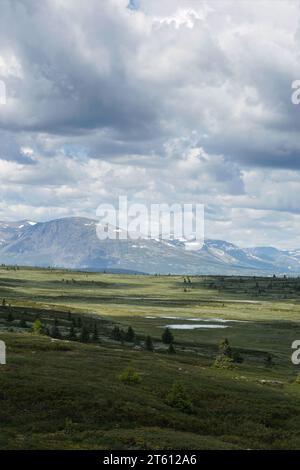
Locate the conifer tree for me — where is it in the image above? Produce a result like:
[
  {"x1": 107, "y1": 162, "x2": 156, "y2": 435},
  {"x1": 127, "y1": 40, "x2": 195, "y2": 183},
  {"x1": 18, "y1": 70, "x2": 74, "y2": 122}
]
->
[
  {"x1": 219, "y1": 338, "x2": 232, "y2": 358},
  {"x1": 19, "y1": 318, "x2": 27, "y2": 328},
  {"x1": 7, "y1": 311, "x2": 14, "y2": 323},
  {"x1": 145, "y1": 335, "x2": 154, "y2": 351},
  {"x1": 68, "y1": 324, "x2": 77, "y2": 341},
  {"x1": 80, "y1": 325, "x2": 90, "y2": 343},
  {"x1": 111, "y1": 326, "x2": 123, "y2": 341},
  {"x1": 92, "y1": 323, "x2": 99, "y2": 341},
  {"x1": 50, "y1": 324, "x2": 61, "y2": 339},
  {"x1": 125, "y1": 326, "x2": 135, "y2": 342},
  {"x1": 162, "y1": 327, "x2": 174, "y2": 344},
  {"x1": 168, "y1": 343, "x2": 176, "y2": 354}
]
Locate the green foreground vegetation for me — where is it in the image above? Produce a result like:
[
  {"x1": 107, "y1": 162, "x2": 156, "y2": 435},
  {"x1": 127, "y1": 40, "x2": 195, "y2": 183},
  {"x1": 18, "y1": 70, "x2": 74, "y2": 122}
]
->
[{"x1": 1, "y1": 267, "x2": 300, "y2": 449}]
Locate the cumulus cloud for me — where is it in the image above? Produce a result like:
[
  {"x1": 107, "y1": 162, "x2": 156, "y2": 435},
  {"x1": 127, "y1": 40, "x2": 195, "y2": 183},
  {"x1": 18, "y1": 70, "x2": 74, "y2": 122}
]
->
[{"x1": 0, "y1": 0, "x2": 300, "y2": 247}]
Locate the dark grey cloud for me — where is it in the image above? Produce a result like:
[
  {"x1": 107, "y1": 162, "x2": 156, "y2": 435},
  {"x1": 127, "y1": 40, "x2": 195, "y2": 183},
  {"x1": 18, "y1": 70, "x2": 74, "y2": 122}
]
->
[{"x1": 0, "y1": 0, "x2": 161, "y2": 139}]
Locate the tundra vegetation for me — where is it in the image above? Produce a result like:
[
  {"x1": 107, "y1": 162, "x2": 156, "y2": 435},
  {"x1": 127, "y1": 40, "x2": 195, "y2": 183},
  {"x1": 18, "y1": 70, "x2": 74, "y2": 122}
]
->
[{"x1": 0, "y1": 267, "x2": 300, "y2": 449}]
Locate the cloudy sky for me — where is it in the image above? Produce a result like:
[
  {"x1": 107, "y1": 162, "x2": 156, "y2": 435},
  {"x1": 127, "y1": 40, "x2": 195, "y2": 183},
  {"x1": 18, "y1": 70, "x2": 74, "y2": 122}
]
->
[{"x1": 0, "y1": 0, "x2": 300, "y2": 248}]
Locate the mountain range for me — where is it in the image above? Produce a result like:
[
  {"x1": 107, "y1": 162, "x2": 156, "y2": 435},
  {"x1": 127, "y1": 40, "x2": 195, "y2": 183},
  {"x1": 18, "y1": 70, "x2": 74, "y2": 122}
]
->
[{"x1": 0, "y1": 217, "x2": 299, "y2": 275}]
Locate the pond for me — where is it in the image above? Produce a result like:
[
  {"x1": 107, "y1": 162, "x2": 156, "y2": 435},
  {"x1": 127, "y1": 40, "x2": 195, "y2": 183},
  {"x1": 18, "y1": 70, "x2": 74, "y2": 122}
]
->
[{"x1": 161, "y1": 324, "x2": 229, "y2": 330}]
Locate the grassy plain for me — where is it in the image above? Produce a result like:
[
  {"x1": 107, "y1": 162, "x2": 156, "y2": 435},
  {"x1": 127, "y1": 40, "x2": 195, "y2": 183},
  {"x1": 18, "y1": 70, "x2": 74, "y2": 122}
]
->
[{"x1": 1, "y1": 267, "x2": 300, "y2": 449}]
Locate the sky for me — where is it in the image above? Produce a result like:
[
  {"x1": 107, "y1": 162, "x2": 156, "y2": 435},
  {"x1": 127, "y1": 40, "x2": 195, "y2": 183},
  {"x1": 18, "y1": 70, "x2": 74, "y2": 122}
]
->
[{"x1": 0, "y1": 0, "x2": 300, "y2": 248}]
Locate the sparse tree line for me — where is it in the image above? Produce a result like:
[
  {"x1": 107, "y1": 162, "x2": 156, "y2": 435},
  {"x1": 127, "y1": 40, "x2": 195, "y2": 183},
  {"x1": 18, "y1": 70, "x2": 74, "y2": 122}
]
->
[
  {"x1": 110, "y1": 324, "x2": 176, "y2": 353},
  {"x1": 1, "y1": 298, "x2": 274, "y2": 366},
  {"x1": 10, "y1": 315, "x2": 102, "y2": 344},
  {"x1": 0, "y1": 299, "x2": 177, "y2": 353},
  {"x1": 0, "y1": 264, "x2": 20, "y2": 271},
  {"x1": 0, "y1": 299, "x2": 106, "y2": 344},
  {"x1": 199, "y1": 275, "x2": 300, "y2": 298},
  {"x1": 213, "y1": 337, "x2": 273, "y2": 369}
]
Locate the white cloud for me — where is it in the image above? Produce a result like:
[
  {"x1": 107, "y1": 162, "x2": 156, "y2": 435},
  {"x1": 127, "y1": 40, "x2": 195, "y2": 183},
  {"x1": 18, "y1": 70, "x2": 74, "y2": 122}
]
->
[{"x1": 0, "y1": 0, "x2": 300, "y2": 248}]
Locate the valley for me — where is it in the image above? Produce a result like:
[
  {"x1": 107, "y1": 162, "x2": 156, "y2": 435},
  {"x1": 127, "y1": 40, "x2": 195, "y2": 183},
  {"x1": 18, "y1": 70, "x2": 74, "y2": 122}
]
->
[{"x1": 0, "y1": 267, "x2": 300, "y2": 449}]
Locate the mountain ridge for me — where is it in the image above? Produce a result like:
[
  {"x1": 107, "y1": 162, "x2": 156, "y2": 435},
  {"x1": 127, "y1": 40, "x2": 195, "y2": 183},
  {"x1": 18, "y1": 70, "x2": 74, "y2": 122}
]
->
[{"x1": 0, "y1": 217, "x2": 299, "y2": 275}]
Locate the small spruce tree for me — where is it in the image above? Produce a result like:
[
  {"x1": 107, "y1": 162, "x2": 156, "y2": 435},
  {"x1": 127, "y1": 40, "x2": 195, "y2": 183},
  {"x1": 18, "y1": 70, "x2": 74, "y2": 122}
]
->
[
  {"x1": 19, "y1": 318, "x2": 27, "y2": 328},
  {"x1": 265, "y1": 353, "x2": 274, "y2": 368},
  {"x1": 7, "y1": 312, "x2": 14, "y2": 323},
  {"x1": 145, "y1": 335, "x2": 154, "y2": 352},
  {"x1": 125, "y1": 326, "x2": 135, "y2": 342},
  {"x1": 68, "y1": 324, "x2": 77, "y2": 341},
  {"x1": 50, "y1": 324, "x2": 61, "y2": 339},
  {"x1": 219, "y1": 338, "x2": 232, "y2": 358},
  {"x1": 80, "y1": 325, "x2": 90, "y2": 343},
  {"x1": 162, "y1": 327, "x2": 174, "y2": 344},
  {"x1": 214, "y1": 338, "x2": 234, "y2": 369},
  {"x1": 166, "y1": 381, "x2": 193, "y2": 413},
  {"x1": 111, "y1": 326, "x2": 124, "y2": 341},
  {"x1": 92, "y1": 323, "x2": 99, "y2": 342}
]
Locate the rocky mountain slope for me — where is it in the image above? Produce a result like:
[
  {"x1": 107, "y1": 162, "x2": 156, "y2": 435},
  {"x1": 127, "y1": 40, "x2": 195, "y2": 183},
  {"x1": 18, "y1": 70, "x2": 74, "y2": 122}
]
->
[{"x1": 0, "y1": 217, "x2": 299, "y2": 275}]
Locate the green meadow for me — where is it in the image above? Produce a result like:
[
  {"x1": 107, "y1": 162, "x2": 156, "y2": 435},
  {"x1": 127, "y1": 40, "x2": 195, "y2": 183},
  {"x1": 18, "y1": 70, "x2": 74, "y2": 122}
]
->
[{"x1": 1, "y1": 267, "x2": 300, "y2": 449}]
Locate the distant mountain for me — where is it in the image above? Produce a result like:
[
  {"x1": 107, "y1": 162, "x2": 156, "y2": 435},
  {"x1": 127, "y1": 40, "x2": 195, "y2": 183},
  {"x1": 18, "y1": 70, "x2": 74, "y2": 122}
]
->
[
  {"x1": 0, "y1": 220, "x2": 36, "y2": 247},
  {"x1": 0, "y1": 216, "x2": 299, "y2": 275}
]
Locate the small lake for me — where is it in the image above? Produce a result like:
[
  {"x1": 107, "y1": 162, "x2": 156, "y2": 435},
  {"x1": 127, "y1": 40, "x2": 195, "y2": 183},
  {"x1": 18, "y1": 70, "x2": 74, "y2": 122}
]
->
[
  {"x1": 162, "y1": 324, "x2": 229, "y2": 330},
  {"x1": 157, "y1": 315, "x2": 248, "y2": 323},
  {"x1": 187, "y1": 318, "x2": 249, "y2": 323}
]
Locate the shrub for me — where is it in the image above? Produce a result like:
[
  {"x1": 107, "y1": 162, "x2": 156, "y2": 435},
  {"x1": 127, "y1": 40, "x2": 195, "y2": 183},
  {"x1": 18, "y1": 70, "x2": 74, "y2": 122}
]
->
[
  {"x1": 118, "y1": 366, "x2": 142, "y2": 385},
  {"x1": 213, "y1": 355, "x2": 234, "y2": 369},
  {"x1": 165, "y1": 381, "x2": 193, "y2": 414},
  {"x1": 32, "y1": 319, "x2": 42, "y2": 335}
]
